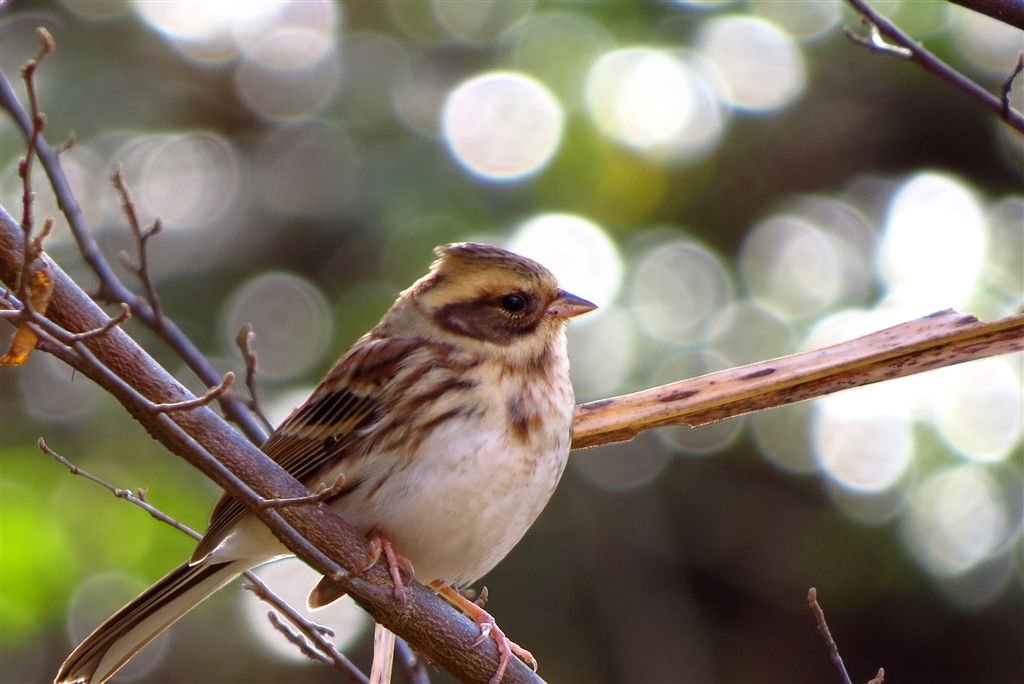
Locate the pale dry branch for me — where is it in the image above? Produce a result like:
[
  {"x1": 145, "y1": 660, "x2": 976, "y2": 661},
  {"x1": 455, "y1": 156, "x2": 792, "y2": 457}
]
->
[{"x1": 572, "y1": 310, "x2": 1023, "y2": 449}]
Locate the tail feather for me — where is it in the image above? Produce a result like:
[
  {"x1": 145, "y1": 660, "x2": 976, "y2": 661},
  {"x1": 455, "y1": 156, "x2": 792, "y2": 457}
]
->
[{"x1": 56, "y1": 559, "x2": 247, "y2": 684}]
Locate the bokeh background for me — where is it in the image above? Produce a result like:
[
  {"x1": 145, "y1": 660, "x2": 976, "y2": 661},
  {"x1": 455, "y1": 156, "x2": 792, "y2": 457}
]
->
[{"x1": 1, "y1": 1, "x2": 1022, "y2": 682}]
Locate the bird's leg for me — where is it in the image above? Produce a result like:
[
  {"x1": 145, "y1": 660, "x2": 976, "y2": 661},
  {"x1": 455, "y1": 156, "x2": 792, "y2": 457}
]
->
[
  {"x1": 430, "y1": 581, "x2": 537, "y2": 684},
  {"x1": 356, "y1": 533, "x2": 415, "y2": 602}
]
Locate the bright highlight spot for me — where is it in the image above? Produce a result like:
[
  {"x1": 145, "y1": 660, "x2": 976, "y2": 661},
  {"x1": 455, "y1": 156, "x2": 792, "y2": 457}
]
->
[
  {"x1": 442, "y1": 72, "x2": 564, "y2": 181},
  {"x1": 903, "y1": 466, "x2": 1009, "y2": 576},
  {"x1": 567, "y1": 308, "x2": 636, "y2": 401},
  {"x1": 244, "y1": 559, "x2": 370, "y2": 661},
  {"x1": 133, "y1": 133, "x2": 241, "y2": 230},
  {"x1": 502, "y1": 12, "x2": 615, "y2": 107},
  {"x1": 750, "y1": 0, "x2": 841, "y2": 40},
  {"x1": 222, "y1": 273, "x2": 333, "y2": 380},
  {"x1": 585, "y1": 48, "x2": 725, "y2": 163},
  {"x1": 951, "y1": 5, "x2": 1024, "y2": 75},
  {"x1": 572, "y1": 432, "x2": 673, "y2": 492},
  {"x1": 698, "y1": 15, "x2": 806, "y2": 112},
  {"x1": 814, "y1": 406, "x2": 913, "y2": 493},
  {"x1": 740, "y1": 216, "x2": 846, "y2": 320},
  {"x1": 631, "y1": 239, "x2": 734, "y2": 344},
  {"x1": 877, "y1": 173, "x2": 986, "y2": 314},
  {"x1": 930, "y1": 357, "x2": 1022, "y2": 463},
  {"x1": 432, "y1": 0, "x2": 533, "y2": 45},
  {"x1": 509, "y1": 213, "x2": 623, "y2": 311}
]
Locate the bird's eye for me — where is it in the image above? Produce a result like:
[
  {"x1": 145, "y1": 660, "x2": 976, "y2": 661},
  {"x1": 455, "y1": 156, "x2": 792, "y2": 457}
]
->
[{"x1": 499, "y1": 293, "x2": 527, "y2": 314}]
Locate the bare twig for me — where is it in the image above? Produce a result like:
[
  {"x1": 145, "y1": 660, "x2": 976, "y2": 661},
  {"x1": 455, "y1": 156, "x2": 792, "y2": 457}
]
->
[
  {"x1": 66, "y1": 303, "x2": 130, "y2": 342},
  {"x1": 40, "y1": 439, "x2": 369, "y2": 683},
  {"x1": 149, "y1": 372, "x2": 234, "y2": 414},
  {"x1": 1002, "y1": 52, "x2": 1024, "y2": 118},
  {"x1": 247, "y1": 580, "x2": 369, "y2": 684},
  {"x1": 842, "y1": 23, "x2": 911, "y2": 60},
  {"x1": 236, "y1": 323, "x2": 274, "y2": 432},
  {"x1": 112, "y1": 165, "x2": 165, "y2": 326},
  {"x1": 267, "y1": 611, "x2": 332, "y2": 665},
  {"x1": 395, "y1": 637, "x2": 431, "y2": 684},
  {"x1": 0, "y1": 48, "x2": 268, "y2": 445},
  {"x1": 254, "y1": 474, "x2": 347, "y2": 510},
  {"x1": 843, "y1": 0, "x2": 1024, "y2": 134},
  {"x1": 40, "y1": 437, "x2": 202, "y2": 540},
  {"x1": 808, "y1": 588, "x2": 854, "y2": 684},
  {"x1": 15, "y1": 30, "x2": 54, "y2": 304}
]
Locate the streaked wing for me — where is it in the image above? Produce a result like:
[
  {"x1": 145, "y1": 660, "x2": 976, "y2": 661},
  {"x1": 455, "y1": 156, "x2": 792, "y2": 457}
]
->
[{"x1": 190, "y1": 334, "x2": 421, "y2": 563}]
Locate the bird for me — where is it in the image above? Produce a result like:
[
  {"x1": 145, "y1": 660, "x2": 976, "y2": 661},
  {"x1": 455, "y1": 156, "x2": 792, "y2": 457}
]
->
[{"x1": 56, "y1": 242, "x2": 597, "y2": 684}]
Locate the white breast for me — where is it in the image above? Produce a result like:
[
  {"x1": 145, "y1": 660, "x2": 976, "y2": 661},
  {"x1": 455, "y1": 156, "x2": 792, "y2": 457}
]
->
[{"x1": 329, "y1": 339, "x2": 575, "y2": 586}]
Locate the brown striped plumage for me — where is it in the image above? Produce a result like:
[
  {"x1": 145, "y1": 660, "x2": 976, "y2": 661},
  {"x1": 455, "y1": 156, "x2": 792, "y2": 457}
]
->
[{"x1": 56, "y1": 242, "x2": 596, "y2": 684}]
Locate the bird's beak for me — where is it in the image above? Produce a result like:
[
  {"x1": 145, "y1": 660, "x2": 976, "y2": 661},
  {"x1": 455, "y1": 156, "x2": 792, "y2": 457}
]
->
[{"x1": 547, "y1": 289, "x2": 597, "y2": 318}]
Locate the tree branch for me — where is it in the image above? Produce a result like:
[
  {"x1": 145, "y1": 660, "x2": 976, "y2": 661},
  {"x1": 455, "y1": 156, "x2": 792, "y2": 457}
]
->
[
  {"x1": 844, "y1": 0, "x2": 1024, "y2": 134},
  {"x1": 39, "y1": 439, "x2": 369, "y2": 684},
  {"x1": 0, "y1": 205, "x2": 543, "y2": 684},
  {"x1": 0, "y1": 69, "x2": 268, "y2": 445}
]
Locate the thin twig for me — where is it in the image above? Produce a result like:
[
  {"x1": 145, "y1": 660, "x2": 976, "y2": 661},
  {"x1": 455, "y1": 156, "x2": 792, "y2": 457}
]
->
[
  {"x1": 236, "y1": 323, "x2": 274, "y2": 432},
  {"x1": 254, "y1": 474, "x2": 347, "y2": 510},
  {"x1": 843, "y1": 0, "x2": 1024, "y2": 134},
  {"x1": 112, "y1": 165, "x2": 165, "y2": 326},
  {"x1": 66, "y1": 303, "x2": 130, "y2": 342},
  {"x1": 149, "y1": 372, "x2": 234, "y2": 414},
  {"x1": 15, "y1": 30, "x2": 54, "y2": 305},
  {"x1": 0, "y1": 46, "x2": 268, "y2": 445},
  {"x1": 842, "y1": 23, "x2": 911, "y2": 60},
  {"x1": 267, "y1": 611, "x2": 332, "y2": 665},
  {"x1": 18, "y1": 305, "x2": 353, "y2": 585},
  {"x1": 247, "y1": 580, "x2": 370, "y2": 684},
  {"x1": 1002, "y1": 52, "x2": 1024, "y2": 118},
  {"x1": 40, "y1": 437, "x2": 202, "y2": 540},
  {"x1": 395, "y1": 637, "x2": 431, "y2": 684},
  {"x1": 40, "y1": 439, "x2": 369, "y2": 683},
  {"x1": 807, "y1": 588, "x2": 853, "y2": 684}
]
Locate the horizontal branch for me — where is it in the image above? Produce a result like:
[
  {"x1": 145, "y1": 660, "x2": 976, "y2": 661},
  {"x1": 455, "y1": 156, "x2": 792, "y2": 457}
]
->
[
  {"x1": 572, "y1": 310, "x2": 1023, "y2": 449},
  {"x1": 0, "y1": 204, "x2": 542, "y2": 684}
]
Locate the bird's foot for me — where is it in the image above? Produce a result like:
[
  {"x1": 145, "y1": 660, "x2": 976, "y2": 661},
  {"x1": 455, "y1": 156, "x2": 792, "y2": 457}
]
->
[
  {"x1": 356, "y1": 533, "x2": 415, "y2": 605},
  {"x1": 431, "y1": 581, "x2": 537, "y2": 684}
]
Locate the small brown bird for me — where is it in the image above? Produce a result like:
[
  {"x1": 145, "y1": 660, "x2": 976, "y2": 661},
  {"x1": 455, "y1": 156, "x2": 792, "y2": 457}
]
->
[{"x1": 56, "y1": 242, "x2": 596, "y2": 684}]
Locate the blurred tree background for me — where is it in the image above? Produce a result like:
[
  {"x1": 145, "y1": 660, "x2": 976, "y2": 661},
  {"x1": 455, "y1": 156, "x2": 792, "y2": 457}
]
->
[{"x1": 1, "y1": 1, "x2": 1022, "y2": 683}]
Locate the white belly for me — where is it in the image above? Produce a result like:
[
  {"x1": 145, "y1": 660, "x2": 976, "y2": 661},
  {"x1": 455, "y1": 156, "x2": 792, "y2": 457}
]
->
[{"x1": 332, "y1": 403, "x2": 571, "y2": 586}]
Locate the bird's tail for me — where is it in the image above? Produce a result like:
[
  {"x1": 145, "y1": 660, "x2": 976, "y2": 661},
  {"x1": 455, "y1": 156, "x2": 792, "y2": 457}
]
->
[{"x1": 55, "y1": 558, "x2": 248, "y2": 684}]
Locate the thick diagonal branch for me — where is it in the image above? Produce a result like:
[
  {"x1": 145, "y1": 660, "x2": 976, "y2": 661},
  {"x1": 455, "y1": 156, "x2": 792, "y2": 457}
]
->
[{"x1": 0, "y1": 205, "x2": 543, "y2": 684}]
